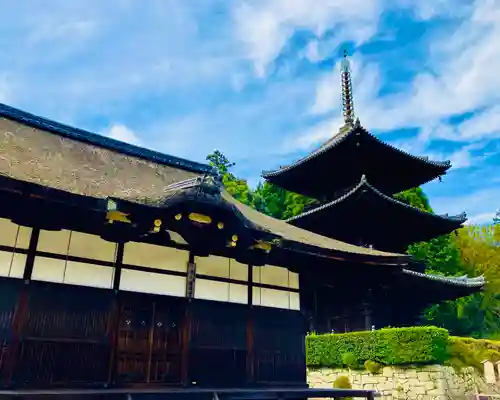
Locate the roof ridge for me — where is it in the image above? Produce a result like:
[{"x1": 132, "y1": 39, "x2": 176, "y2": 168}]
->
[
  {"x1": 286, "y1": 174, "x2": 467, "y2": 224},
  {"x1": 0, "y1": 102, "x2": 216, "y2": 176},
  {"x1": 262, "y1": 122, "x2": 451, "y2": 179}
]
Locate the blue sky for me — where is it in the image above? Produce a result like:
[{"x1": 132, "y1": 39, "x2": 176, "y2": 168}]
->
[{"x1": 0, "y1": 0, "x2": 499, "y2": 224}]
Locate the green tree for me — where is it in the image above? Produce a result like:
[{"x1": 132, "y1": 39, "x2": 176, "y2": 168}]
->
[
  {"x1": 206, "y1": 150, "x2": 253, "y2": 206},
  {"x1": 396, "y1": 188, "x2": 463, "y2": 276},
  {"x1": 396, "y1": 187, "x2": 499, "y2": 337},
  {"x1": 394, "y1": 187, "x2": 433, "y2": 213},
  {"x1": 253, "y1": 181, "x2": 316, "y2": 220}
]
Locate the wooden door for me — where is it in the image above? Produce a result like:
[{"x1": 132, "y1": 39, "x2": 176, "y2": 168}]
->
[{"x1": 114, "y1": 294, "x2": 182, "y2": 385}]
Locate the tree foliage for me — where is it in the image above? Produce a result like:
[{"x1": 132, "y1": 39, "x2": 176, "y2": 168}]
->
[
  {"x1": 252, "y1": 182, "x2": 316, "y2": 220},
  {"x1": 206, "y1": 150, "x2": 253, "y2": 206},
  {"x1": 396, "y1": 188, "x2": 500, "y2": 338},
  {"x1": 206, "y1": 150, "x2": 314, "y2": 219}
]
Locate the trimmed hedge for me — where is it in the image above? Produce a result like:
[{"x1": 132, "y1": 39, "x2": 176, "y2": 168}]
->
[
  {"x1": 447, "y1": 336, "x2": 500, "y2": 371},
  {"x1": 306, "y1": 326, "x2": 449, "y2": 368}
]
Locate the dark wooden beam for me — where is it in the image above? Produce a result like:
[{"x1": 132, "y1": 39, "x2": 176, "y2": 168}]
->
[
  {"x1": 112, "y1": 243, "x2": 124, "y2": 293},
  {"x1": 108, "y1": 243, "x2": 124, "y2": 386},
  {"x1": 22, "y1": 227, "x2": 40, "y2": 282},
  {"x1": 181, "y1": 252, "x2": 195, "y2": 386},
  {"x1": 246, "y1": 264, "x2": 254, "y2": 384}
]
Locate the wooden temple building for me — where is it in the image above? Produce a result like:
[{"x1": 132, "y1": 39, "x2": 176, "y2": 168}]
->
[{"x1": 0, "y1": 53, "x2": 483, "y2": 392}]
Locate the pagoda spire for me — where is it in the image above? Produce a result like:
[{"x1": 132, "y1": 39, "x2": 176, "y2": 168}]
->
[{"x1": 341, "y1": 50, "x2": 355, "y2": 126}]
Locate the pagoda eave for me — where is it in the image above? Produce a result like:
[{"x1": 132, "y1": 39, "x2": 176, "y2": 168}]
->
[
  {"x1": 286, "y1": 175, "x2": 466, "y2": 252},
  {"x1": 262, "y1": 123, "x2": 451, "y2": 199},
  {"x1": 399, "y1": 269, "x2": 485, "y2": 302}
]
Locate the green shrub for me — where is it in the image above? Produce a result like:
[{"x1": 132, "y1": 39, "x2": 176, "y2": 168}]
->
[
  {"x1": 364, "y1": 360, "x2": 383, "y2": 374},
  {"x1": 306, "y1": 326, "x2": 449, "y2": 368},
  {"x1": 341, "y1": 352, "x2": 359, "y2": 368},
  {"x1": 333, "y1": 375, "x2": 352, "y2": 400},
  {"x1": 447, "y1": 336, "x2": 500, "y2": 372}
]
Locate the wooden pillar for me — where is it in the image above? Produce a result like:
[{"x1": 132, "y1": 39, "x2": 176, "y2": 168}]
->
[
  {"x1": 181, "y1": 252, "x2": 196, "y2": 386},
  {"x1": 22, "y1": 228, "x2": 40, "y2": 282},
  {"x1": 246, "y1": 264, "x2": 254, "y2": 384},
  {"x1": 107, "y1": 242, "x2": 124, "y2": 386},
  {"x1": 4, "y1": 227, "x2": 39, "y2": 385}
]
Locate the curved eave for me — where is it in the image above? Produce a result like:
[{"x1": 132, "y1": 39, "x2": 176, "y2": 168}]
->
[
  {"x1": 286, "y1": 174, "x2": 467, "y2": 229},
  {"x1": 402, "y1": 269, "x2": 485, "y2": 292},
  {"x1": 219, "y1": 186, "x2": 409, "y2": 266},
  {"x1": 263, "y1": 122, "x2": 451, "y2": 179},
  {"x1": 0, "y1": 102, "x2": 216, "y2": 176}
]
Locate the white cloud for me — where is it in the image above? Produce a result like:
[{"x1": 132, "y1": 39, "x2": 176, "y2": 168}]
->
[
  {"x1": 465, "y1": 212, "x2": 496, "y2": 225},
  {"x1": 431, "y1": 185, "x2": 500, "y2": 219},
  {"x1": 106, "y1": 124, "x2": 141, "y2": 146},
  {"x1": 293, "y1": 0, "x2": 500, "y2": 151},
  {"x1": 0, "y1": 0, "x2": 244, "y2": 119},
  {"x1": 233, "y1": 0, "x2": 383, "y2": 76},
  {"x1": 0, "y1": 75, "x2": 12, "y2": 103}
]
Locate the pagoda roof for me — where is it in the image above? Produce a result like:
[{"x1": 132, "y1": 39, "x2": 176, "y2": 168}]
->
[
  {"x1": 286, "y1": 175, "x2": 467, "y2": 251},
  {"x1": 0, "y1": 103, "x2": 409, "y2": 266},
  {"x1": 262, "y1": 120, "x2": 451, "y2": 199}
]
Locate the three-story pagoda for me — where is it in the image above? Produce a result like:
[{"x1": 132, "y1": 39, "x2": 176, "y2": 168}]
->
[
  {"x1": 263, "y1": 52, "x2": 467, "y2": 253},
  {"x1": 262, "y1": 52, "x2": 474, "y2": 333}
]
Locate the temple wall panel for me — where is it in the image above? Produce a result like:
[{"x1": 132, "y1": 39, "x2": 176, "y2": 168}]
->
[
  {"x1": 252, "y1": 287, "x2": 299, "y2": 310},
  {"x1": 32, "y1": 257, "x2": 67, "y2": 283},
  {"x1": 68, "y1": 231, "x2": 117, "y2": 262},
  {"x1": 33, "y1": 230, "x2": 117, "y2": 289},
  {"x1": 37, "y1": 229, "x2": 71, "y2": 254},
  {"x1": 196, "y1": 255, "x2": 230, "y2": 278},
  {"x1": 63, "y1": 261, "x2": 114, "y2": 289},
  {"x1": 230, "y1": 260, "x2": 248, "y2": 281},
  {"x1": 119, "y1": 268, "x2": 186, "y2": 297},
  {"x1": 0, "y1": 218, "x2": 32, "y2": 248},
  {"x1": 194, "y1": 279, "x2": 248, "y2": 304},
  {"x1": 0, "y1": 218, "x2": 19, "y2": 248},
  {"x1": 289, "y1": 271, "x2": 300, "y2": 290},
  {"x1": 0, "y1": 251, "x2": 26, "y2": 278},
  {"x1": 123, "y1": 242, "x2": 188, "y2": 272},
  {"x1": 254, "y1": 265, "x2": 299, "y2": 289},
  {"x1": 0, "y1": 219, "x2": 31, "y2": 279},
  {"x1": 251, "y1": 265, "x2": 300, "y2": 311},
  {"x1": 31, "y1": 257, "x2": 115, "y2": 289}
]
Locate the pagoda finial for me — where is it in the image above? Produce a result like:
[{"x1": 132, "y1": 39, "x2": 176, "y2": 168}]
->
[{"x1": 341, "y1": 50, "x2": 355, "y2": 126}]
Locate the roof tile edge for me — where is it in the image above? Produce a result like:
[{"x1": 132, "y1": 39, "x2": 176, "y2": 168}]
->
[
  {"x1": 261, "y1": 123, "x2": 451, "y2": 179},
  {"x1": 286, "y1": 174, "x2": 467, "y2": 225}
]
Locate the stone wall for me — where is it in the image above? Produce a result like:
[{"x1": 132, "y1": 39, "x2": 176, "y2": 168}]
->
[{"x1": 308, "y1": 365, "x2": 500, "y2": 399}]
